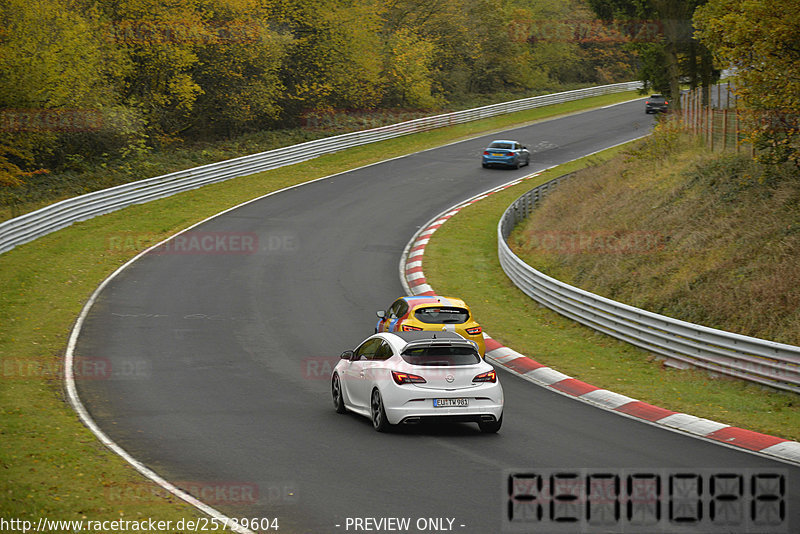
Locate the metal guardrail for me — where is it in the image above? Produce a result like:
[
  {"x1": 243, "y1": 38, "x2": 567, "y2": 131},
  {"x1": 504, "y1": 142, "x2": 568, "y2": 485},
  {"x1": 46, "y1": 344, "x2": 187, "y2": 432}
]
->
[
  {"x1": 0, "y1": 82, "x2": 642, "y2": 254},
  {"x1": 498, "y1": 175, "x2": 800, "y2": 394}
]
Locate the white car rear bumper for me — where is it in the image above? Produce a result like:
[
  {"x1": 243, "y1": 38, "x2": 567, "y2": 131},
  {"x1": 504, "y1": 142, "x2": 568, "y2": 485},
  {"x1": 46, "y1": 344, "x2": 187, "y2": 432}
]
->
[{"x1": 381, "y1": 383, "x2": 504, "y2": 425}]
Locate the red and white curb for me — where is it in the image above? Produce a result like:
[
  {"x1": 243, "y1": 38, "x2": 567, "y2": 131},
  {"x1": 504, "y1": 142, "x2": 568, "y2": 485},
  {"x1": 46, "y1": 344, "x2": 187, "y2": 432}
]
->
[{"x1": 399, "y1": 171, "x2": 800, "y2": 467}]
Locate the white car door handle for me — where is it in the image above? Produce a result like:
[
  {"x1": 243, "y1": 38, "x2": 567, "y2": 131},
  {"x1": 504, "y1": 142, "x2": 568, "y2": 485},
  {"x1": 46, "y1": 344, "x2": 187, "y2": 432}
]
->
[{"x1": 359, "y1": 371, "x2": 365, "y2": 378}]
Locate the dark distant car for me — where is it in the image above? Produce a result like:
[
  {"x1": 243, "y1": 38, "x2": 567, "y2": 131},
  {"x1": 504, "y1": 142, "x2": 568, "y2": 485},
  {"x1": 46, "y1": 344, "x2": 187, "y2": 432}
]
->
[
  {"x1": 645, "y1": 94, "x2": 669, "y2": 114},
  {"x1": 481, "y1": 140, "x2": 530, "y2": 169}
]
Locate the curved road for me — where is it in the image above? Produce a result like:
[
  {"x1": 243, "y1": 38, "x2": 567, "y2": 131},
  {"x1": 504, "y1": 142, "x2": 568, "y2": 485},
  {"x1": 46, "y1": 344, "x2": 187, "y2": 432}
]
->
[{"x1": 75, "y1": 100, "x2": 799, "y2": 533}]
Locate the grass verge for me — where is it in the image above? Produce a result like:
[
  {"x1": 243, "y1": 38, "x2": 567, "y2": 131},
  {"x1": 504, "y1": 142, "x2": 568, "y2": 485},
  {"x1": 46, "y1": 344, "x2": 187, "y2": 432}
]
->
[
  {"x1": 422, "y1": 140, "x2": 800, "y2": 442},
  {"x1": 510, "y1": 131, "x2": 800, "y2": 346},
  {"x1": 0, "y1": 90, "x2": 639, "y2": 529}
]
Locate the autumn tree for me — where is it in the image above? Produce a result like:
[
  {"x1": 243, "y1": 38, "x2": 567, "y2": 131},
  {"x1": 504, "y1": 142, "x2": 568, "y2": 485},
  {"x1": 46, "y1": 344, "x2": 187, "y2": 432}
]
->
[
  {"x1": 510, "y1": 0, "x2": 638, "y2": 88},
  {"x1": 95, "y1": 0, "x2": 208, "y2": 142},
  {"x1": 381, "y1": 0, "x2": 605, "y2": 99},
  {"x1": 275, "y1": 0, "x2": 386, "y2": 118},
  {"x1": 381, "y1": 0, "x2": 471, "y2": 98},
  {"x1": 0, "y1": 0, "x2": 656, "y2": 198},
  {"x1": 189, "y1": 0, "x2": 290, "y2": 136},
  {"x1": 383, "y1": 29, "x2": 441, "y2": 108},
  {"x1": 0, "y1": 0, "x2": 129, "y2": 182}
]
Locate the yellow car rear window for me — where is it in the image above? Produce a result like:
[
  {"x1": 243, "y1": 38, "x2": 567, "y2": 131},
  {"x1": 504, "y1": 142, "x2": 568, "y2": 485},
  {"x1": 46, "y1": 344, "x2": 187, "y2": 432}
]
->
[{"x1": 414, "y1": 307, "x2": 469, "y2": 324}]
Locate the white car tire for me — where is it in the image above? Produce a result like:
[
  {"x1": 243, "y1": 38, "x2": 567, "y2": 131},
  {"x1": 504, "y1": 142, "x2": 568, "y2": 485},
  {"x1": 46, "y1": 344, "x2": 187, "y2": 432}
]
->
[
  {"x1": 479, "y1": 413, "x2": 502, "y2": 433},
  {"x1": 370, "y1": 389, "x2": 392, "y2": 432},
  {"x1": 332, "y1": 374, "x2": 347, "y2": 414}
]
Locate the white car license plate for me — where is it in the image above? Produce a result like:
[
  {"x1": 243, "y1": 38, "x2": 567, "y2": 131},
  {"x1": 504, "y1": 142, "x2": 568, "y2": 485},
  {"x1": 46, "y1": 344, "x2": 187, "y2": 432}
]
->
[
  {"x1": 434, "y1": 398, "x2": 468, "y2": 407},
  {"x1": 491, "y1": 153, "x2": 503, "y2": 156}
]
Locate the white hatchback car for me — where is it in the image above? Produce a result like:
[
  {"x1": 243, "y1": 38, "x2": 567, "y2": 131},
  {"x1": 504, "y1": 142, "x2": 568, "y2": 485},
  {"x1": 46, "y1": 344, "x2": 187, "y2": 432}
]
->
[{"x1": 331, "y1": 331, "x2": 504, "y2": 432}]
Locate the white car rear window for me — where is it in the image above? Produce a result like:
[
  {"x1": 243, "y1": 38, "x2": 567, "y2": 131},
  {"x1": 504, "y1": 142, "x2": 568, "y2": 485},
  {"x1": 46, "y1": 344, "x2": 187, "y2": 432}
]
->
[{"x1": 401, "y1": 346, "x2": 480, "y2": 366}]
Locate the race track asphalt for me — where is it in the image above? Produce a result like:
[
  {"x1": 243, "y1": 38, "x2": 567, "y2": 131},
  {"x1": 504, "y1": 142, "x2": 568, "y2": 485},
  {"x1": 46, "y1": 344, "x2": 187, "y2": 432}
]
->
[{"x1": 74, "y1": 100, "x2": 799, "y2": 533}]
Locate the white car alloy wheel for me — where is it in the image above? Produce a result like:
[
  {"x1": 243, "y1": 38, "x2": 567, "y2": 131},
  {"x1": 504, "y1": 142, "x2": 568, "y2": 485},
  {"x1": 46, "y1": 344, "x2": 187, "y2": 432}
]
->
[
  {"x1": 332, "y1": 374, "x2": 346, "y2": 414},
  {"x1": 370, "y1": 389, "x2": 391, "y2": 432}
]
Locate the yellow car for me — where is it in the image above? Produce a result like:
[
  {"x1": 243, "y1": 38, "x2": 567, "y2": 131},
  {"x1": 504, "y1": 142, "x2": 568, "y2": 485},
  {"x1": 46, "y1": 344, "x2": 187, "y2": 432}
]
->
[{"x1": 375, "y1": 296, "x2": 486, "y2": 357}]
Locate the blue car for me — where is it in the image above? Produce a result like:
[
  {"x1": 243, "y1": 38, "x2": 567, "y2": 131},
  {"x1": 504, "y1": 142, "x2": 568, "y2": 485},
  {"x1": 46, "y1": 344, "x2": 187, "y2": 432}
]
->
[{"x1": 481, "y1": 139, "x2": 530, "y2": 169}]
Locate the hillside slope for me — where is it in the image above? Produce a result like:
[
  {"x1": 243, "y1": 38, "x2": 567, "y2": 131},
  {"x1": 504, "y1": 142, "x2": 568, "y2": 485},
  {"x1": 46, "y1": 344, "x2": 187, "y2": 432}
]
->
[{"x1": 510, "y1": 124, "x2": 800, "y2": 346}]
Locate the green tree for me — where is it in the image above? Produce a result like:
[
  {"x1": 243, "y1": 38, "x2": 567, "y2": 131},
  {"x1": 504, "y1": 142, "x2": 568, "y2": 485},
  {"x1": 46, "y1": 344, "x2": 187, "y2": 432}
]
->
[
  {"x1": 586, "y1": 0, "x2": 717, "y2": 105},
  {"x1": 695, "y1": 0, "x2": 800, "y2": 166}
]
